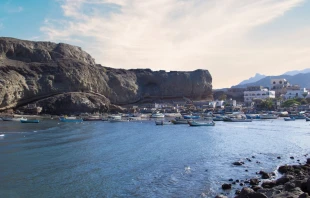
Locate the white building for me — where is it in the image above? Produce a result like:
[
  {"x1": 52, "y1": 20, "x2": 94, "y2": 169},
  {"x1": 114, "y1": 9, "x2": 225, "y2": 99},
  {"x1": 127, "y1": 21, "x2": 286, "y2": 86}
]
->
[
  {"x1": 271, "y1": 79, "x2": 290, "y2": 89},
  {"x1": 284, "y1": 88, "x2": 309, "y2": 99},
  {"x1": 244, "y1": 88, "x2": 275, "y2": 103}
]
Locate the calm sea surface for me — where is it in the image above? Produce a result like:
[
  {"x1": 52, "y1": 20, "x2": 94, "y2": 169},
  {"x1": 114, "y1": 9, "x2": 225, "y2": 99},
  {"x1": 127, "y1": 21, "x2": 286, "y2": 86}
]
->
[{"x1": 1, "y1": 119, "x2": 310, "y2": 198}]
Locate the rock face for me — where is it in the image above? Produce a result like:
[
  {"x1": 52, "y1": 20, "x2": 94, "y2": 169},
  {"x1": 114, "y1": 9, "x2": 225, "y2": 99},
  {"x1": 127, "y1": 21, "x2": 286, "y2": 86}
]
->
[{"x1": 0, "y1": 37, "x2": 213, "y2": 113}]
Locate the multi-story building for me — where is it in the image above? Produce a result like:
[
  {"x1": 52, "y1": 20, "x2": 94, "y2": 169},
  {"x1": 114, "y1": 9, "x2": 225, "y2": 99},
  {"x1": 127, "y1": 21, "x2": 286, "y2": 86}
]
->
[
  {"x1": 284, "y1": 87, "x2": 309, "y2": 99},
  {"x1": 270, "y1": 78, "x2": 290, "y2": 97},
  {"x1": 244, "y1": 86, "x2": 275, "y2": 104}
]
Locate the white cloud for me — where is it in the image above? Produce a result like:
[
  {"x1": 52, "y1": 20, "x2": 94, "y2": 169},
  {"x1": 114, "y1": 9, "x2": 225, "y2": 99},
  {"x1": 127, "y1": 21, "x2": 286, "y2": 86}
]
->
[{"x1": 41, "y1": 0, "x2": 308, "y2": 88}]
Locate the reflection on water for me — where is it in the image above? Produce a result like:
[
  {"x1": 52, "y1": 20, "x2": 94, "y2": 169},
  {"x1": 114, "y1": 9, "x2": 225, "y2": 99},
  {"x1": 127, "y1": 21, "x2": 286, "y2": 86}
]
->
[{"x1": 0, "y1": 119, "x2": 310, "y2": 197}]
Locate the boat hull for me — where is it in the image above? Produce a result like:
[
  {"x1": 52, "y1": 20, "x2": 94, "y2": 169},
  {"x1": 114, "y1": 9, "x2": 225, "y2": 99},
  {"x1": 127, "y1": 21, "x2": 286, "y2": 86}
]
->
[
  {"x1": 188, "y1": 121, "x2": 215, "y2": 126},
  {"x1": 20, "y1": 120, "x2": 39, "y2": 123},
  {"x1": 59, "y1": 117, "x2": 83, "y2": 122}
]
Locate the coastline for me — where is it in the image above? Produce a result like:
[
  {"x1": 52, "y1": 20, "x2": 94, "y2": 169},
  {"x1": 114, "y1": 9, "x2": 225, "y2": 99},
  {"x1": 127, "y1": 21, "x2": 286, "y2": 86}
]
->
[{"x1": 216, "y1": 155, "x2": 310, "y2": 198}]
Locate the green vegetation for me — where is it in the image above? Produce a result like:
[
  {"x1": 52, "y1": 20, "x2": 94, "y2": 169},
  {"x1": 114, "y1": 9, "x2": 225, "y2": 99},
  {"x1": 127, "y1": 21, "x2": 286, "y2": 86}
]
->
[
  {"x1": 260, "y1": 98, "x2": 274, "y2": 110},
  {"x1": 281, "y1": 99, "x2": 301, "y2": 107}
]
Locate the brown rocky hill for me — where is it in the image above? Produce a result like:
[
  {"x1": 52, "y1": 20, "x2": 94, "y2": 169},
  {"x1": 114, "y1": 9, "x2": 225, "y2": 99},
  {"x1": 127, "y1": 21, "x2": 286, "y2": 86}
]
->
[{"x1": 0, "y1": 37, "x2": 213, "y2": 114}]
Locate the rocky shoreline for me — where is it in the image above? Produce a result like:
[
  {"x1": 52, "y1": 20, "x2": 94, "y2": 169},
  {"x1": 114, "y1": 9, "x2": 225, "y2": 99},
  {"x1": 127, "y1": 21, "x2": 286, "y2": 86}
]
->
[{"x1": 216, "y1": 156, "x2": 310, "y2": 198}]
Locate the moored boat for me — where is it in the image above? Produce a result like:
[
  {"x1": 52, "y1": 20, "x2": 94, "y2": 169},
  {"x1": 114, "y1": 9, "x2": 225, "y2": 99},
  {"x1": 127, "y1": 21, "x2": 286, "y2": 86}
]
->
[
  {"x1": 188, "y1": 120, "x2": 215, "y2": 126},
  {"x1": 151, "y1": 112, "x2": 165, "y2": 118},
  {"x1": 155, "y1": 120, "x2": 172, "y2": 125},
  {"x1": 183, "y1": 115, "x2": 200, "y2": 119},
  {"x1": 223, "y1": 117, "x2": 252, "y2": 122},
  {"x1": 171, "y1": 117, "x2": 190, "y2": 124},
  {"x1": 2, "y1": 117, "x2": 27, "y2": 121},
  {"x1": 284, "y1": 117, "x2": 295, "y2": 121},
  {"x1": 59, "y1": 117, "x2": 83, "y2": 122},
  {"x1": 306, "y1": 117, "x2": 310, "y2": 121},
  {"x1": 20, "y1": 119, "x2": 39, "y2": 123},
  {"x1": 290, "y1": 114, "x2": 306, "y2": 119},
  {"x1": 260, "y1": 114, "x2": 278, "y2": 119}
]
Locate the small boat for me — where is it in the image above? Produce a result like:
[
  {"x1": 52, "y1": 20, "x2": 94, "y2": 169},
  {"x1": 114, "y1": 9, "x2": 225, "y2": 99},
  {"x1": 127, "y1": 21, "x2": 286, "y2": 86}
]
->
[
  {"x1": 183, "y1": 115, "x2": 200, "y2": 119},
  {"x1": 284, "y1": 117, "x2": 295, "y2": 121},
  {"x1": 151, "y1": 112, "x2": 165, "y2": 118},
  {"x1": 188, "y1": 120, "x2": 215, "y2": 126},
  {"x1": 21, "y1": 119, "x2": 39, "y2": 123},
  {"x1": 306, "y1": 117, "x2": 310, "y2": 121},
  {"x1": 110, "y1": 119, "x2": 129, "y2": 123},
  {"x1": 290, "y1": 115, "x2": 306, "y2": 119},
  {"x1": 59, "y1": 117, "x2": 83, "y2": 122},
  {"x1": 171, "y1": 118, "x2": 190, "y2": 124},
  {"x1": 155, "y1": 120, "x2": 172, "y2": 125},
  {"x1": 223, "y1": 117, "x2": 252, "y2": 122},
  {"x1": 260, "y1": 114, "x2": 278, "y2": 119},
  {"x1": 2, "y1": 117, "x2": 27, "y2": 121},
  {"x1": 246, "y1": 114, "x2": 261, "y2": 119},
  {"x1": 212, "y1": 116, "x2": 224, "y2": 121},
  {"x1": 83, "y1": 116, "x2": 101, "y2": 121}
]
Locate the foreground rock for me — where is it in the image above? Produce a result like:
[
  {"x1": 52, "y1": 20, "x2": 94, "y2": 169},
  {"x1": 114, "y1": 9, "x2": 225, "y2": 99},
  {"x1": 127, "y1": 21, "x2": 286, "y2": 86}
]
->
[
  {"x1": 235, "y1": 158, "x2": 310, "y2": 198},
  {"x1": 0, "y1": 37, "x2": 213, "y2": 113}
]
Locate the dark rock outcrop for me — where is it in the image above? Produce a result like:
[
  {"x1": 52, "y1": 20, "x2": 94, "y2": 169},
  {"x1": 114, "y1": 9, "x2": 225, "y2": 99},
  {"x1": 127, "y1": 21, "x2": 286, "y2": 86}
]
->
[{"x1": 0, "y1": 37, "x2": 213, "y2": 113}]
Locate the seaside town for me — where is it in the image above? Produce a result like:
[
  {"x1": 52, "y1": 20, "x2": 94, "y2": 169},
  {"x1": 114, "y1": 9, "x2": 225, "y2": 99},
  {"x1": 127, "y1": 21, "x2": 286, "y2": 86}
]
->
[{"x1": 1, "y1": 78, "x2": 310, "y2": 125}]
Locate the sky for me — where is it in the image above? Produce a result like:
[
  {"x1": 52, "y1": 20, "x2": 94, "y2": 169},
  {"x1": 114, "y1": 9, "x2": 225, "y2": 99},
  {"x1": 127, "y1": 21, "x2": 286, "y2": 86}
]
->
[{"x1": 1, "y1": 0, "x2": 310, "y2": 89}]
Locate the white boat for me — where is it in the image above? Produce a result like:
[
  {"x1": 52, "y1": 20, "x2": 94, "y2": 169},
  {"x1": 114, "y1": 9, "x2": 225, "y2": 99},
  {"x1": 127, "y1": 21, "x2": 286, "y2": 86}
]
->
[
  {"x1": 155, "y1": 120, "x2": 172, "y2": 125},
  {"x1": 2, "y1": 117, "x2": 27, "y2": 121},
  {"x1": 151, "y1": 112, "x2": 165, "y2": 118},
  {"x1": 171, "y1": 117, "x2": 190, "y2": 124},
  {"x1": 188, "y1": 120, "x2": 215, "y2": 126},
  {"x1": 284, "y1": 117, "x2": 295, "y2": 121},
  {"x1": 223, "y1": 117, "x2": 252, "y2": 122},
  {"x1": 260, "y1": 114, "x2": 278, "y2": 119}
]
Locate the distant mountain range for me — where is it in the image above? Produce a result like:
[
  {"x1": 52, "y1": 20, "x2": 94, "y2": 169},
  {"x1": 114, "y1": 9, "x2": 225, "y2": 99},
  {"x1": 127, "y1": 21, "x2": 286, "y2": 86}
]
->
[
  {"x1": 238, "y1": 73, "x2": 266, "y2": 85},
  {"x1": 233, "y1": 69, "x2": 310, "y2": 89}
]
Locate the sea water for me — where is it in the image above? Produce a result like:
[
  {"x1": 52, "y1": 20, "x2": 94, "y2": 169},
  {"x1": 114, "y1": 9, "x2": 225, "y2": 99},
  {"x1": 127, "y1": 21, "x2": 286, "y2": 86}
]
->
[{"x1": 0, "y1": 119, "x2": 310, "y2": 197}]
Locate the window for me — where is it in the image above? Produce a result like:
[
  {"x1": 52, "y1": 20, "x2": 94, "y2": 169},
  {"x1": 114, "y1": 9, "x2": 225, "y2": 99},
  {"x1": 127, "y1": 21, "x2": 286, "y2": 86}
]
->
[
  {"x1": 279, "y1": 81, "x2": 282, "y2": 84},
  {"x1": 273, "y1": 81, "x2": 276, "y2": 84}
]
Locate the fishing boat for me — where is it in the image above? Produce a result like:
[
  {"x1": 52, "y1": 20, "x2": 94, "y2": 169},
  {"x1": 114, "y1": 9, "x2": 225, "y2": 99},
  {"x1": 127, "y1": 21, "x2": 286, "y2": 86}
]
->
[
  {"x1": 246, "y1": 114, "x2": 261, "y2": 119},
  {"x1": 171, "y1": 117, "x2": 190, "y2": 124},
  {"x1": 284, "y1": 117, "x2": 295, "y2": 121},
  {"x1": 306, "y1": 117, "x2": 310, "y2": 121},
  {"x1": 290, "y1": 114, "x2": 306, "y2": 119},
  {"x1": 212, "y1": 116, "x2": 224, "y2": 121},
  {"x1": 59, "y1": 117, "x2": 83, "y2": 123},
  {"x1": 150, "y1": 112, "x2": 165, "y2": 118},
  {"x1": 223, "y1": 117, "x2": 252, "y2": 122},
  {"x1": 183, "y1": 115, "x2": 200, "y2": 119},
  {"x1": 155, "y1": 120, "x2": 172, "y2": 125},
  {"x1": 188, "y1": 120, "x2": 215, "y2": 126},
  {"x1": 260, "y1": 114, "x2": 278, "y2": 119},
  {"x1": 20, "y1": 119, "x2": 39, "y2": 123},
  {"x1": 2, "y1": 117, "x2": 27, "y2": 121},
  {"x1": 83, "y1": 116, "x2": 101, "y2": 121}
]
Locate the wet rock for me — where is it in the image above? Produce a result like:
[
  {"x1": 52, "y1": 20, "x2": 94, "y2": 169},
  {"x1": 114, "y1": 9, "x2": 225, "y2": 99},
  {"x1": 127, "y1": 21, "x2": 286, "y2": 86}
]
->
[
  {"x1": 228, "y1": 178, "x2": 233, "y2": 181},
  {"x1": 291, "y1": 156, "x2": 295, "y2": 159},
  {"x1": 221, "y1": 183, "x2": 232, "y2": 190},
  {"x1": 259, "y1": 171, "x2": 271, "y2": 179},
  {"x1": 271, "y1": 187, "x2": 304, "y2": 198},
  {"x1": 277, "y1": 156, "x2": 281, "y2": 159},
  {"x1": 307, "y1": 178, "x2": 310, "y2": 193},
  {"x1": 299, "y1": 193, "x2": 310, "y2": 198},
  {"x1": 306, "y1": 158, "x2": 310, "y2": 164},
  {"x1": 232, "y1": 181, "x2": 236, "y2": 185},
  {"x1": 240, "y1": 183, "x2": 244, "y2": 186},
  {"x1": 262, "y1": 181, "x2": 276, "y2": 188},
  {"x1": 278, "y1": 165, "x2": 294, "y2": 174},
  {"x1": 284, "y1": 182, "x2": 296, "y2": 191},
  {"x1": 235, "y1": 187, "x2": 267, "y2": 198},
  {"x1": 252, "y1": 156, "x2": 256, "y2": 158},
  {"x1": 252, "y1": 186, "x2": 262, "y2": 192},
  {"x1": 236, "y1": 179, "x2": 240, "y2": 183},
  {"x1": 233, "y1": 161, "x2": 244, "y2": 166},
  {"x1": 250, "y1": 178, "x2": 260, "y2": 185},
  {"x1": 276, "y1": 175, "x2": 294, "y2": 185},
  {"x1": 235, "y1": 190, "x2": 241, "y2": 195}
]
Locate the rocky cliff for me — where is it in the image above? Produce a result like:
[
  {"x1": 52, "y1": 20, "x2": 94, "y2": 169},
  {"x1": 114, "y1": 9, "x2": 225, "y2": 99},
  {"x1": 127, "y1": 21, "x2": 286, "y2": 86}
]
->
[{"x1": 0, "y1": 37, "x2": 213, "y2": 114}]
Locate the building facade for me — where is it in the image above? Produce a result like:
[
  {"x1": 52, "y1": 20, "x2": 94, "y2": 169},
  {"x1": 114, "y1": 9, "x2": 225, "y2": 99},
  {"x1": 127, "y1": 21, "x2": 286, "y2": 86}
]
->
[
  {"x1": 244, "y1": 86, "x2": 275, "y2": 103},
  {"x1": 284, "y1": 87, "x2": 309, "y2": 99},
  {"x1": 270, "y1": 78, "x2": 290, "y2": 98}
]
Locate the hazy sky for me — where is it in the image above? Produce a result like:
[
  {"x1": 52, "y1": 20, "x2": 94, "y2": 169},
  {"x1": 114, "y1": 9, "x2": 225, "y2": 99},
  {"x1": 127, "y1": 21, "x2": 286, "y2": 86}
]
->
[{"x1": 1, "y1": 0, "x2": 310, "y2": 88}]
